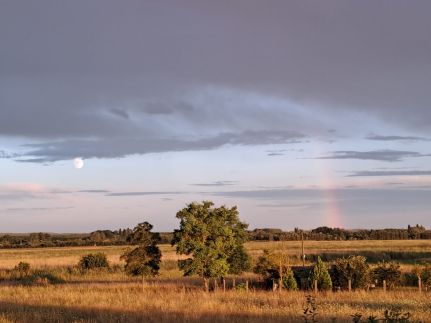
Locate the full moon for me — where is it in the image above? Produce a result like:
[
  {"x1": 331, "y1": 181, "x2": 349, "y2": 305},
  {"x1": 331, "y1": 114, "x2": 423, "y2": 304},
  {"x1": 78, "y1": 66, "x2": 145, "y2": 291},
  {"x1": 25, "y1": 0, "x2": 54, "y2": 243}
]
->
[{"x1": 73, "y1": 158, "x2": 84, "y2": 169}]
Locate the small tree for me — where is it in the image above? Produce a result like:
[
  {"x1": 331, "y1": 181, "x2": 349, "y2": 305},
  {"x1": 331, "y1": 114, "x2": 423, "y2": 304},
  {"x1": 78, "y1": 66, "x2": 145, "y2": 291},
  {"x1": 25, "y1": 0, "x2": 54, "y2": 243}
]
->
[
  {"x1": 78, "y1": 253, "x2": 109, "y2": 270},
  {"x1": 332, "y1": 256, "x2": 370, "y2": 290},
  {"x1": 373, "y1": 261, "x2": 401, "y2": 289},
  {"x1": 283, "y1": 268, "x2": 298, "y2": 290},
  {"x1": 310, "y1": 256, "x2": 332, "y2": 291},
  {"x1": 172, "y1": 201, "x2": 250, "y2": 290},
  {"x1": 254, "y1": 249, "x2": 295, "y2": 289},
  {"x1": 121, "y1": 222, "x2": 161, "y2": 278}
]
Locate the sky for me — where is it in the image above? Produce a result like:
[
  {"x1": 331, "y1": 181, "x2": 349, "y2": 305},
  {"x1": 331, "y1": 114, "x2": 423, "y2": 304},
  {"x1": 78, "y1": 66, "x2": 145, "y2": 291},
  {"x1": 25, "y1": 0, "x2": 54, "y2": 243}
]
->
[{"x1": 1, "y1": 0, "x2": 431, "y2": 232}]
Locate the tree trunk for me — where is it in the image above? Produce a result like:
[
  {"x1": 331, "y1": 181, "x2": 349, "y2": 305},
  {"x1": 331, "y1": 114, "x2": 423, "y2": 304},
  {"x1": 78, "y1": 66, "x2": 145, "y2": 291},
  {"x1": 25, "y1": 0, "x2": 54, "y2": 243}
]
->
[{"x1": 204, "y1": 277, "x2": 209, "y2": 292}]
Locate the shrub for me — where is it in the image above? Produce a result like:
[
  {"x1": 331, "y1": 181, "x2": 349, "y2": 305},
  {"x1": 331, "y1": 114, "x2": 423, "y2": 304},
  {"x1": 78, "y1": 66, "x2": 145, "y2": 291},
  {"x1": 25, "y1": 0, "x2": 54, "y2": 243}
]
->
[
  {"x1": 254, "y1": 249, "x2": 296, "y2": 289},
  {"x1": 310, "y1": 256, "x2": 332, "y2": 291},
  {"x1": 331, "y1": 256, "x2": 370, "y2": 290},
  {"x1": 78, "y1": 253, "x2": 109, "y2": 270},
  {"x1": 283, "y1": 268, "x2": 298, "y2": 290},
  {"x1": 14, "y1": 262, "x2": 31, "y2": 277},
  {"x1": 23, "y1": 270, "x2": 64, "y2": 285},
  {"x1": 373, "y1": 261, "x2": 401, "y2": 289}
]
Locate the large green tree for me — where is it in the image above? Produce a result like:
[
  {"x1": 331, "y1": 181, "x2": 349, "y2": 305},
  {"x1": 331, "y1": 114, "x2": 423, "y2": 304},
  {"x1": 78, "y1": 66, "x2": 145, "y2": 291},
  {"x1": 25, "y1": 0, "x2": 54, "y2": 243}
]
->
[
  {"x1": 172, "y1": 201, "x2": 250, "y2": 289},
  {"x1": 121, "y1": 222, "x2": 161, "y2": 278}
]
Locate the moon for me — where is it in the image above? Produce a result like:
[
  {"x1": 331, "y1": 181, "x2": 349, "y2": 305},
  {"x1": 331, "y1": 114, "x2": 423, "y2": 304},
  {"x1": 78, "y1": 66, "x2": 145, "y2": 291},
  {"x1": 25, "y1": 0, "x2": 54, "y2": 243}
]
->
[{"x1": 73, "y1": 158, "x2": 84, "y2": 169}]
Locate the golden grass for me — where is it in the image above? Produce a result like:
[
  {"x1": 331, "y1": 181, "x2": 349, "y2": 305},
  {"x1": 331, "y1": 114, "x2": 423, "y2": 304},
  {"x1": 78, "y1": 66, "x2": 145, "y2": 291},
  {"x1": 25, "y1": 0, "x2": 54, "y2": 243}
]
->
[
  {"x1": 0, "y1": 282, "x2": 429, "y2": 322},
  {"x1": 0, "y1": 240, "x2": 429, "y2": 269}
]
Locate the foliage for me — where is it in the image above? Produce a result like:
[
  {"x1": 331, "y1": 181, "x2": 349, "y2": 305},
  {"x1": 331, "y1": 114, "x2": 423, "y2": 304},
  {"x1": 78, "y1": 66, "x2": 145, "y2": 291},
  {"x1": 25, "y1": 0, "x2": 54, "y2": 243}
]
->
[
  {"x1": 283, "y1": 267, "x2": 298, "y2": 290},
  {"x1": 227, "y1": 245, "x2": 251, "y2": 274},
  {"x1": 78, "y1": 253, "x2": 109, "y2": 270},
  {"x1": 121, "y1": 222, "x2": 161, "y2": 277},
  {"x1": 331, "y1": 256, "x2": 370, "y2": 290},
  {"x1": 254, "y1": 249, "x2": 297, "y2": 289},
  {"x1": 172, "y1": 201, "x2": 250, "y2": 278},
  {"x1": 420, "y1": 265, "x2": 431, "y2": 288},
  {"x1": 310, "y1": 256, "x2": 332, "y2": 291},
  {"x1": 373, "y1": 261, "x2": 401, "y2": 289}
]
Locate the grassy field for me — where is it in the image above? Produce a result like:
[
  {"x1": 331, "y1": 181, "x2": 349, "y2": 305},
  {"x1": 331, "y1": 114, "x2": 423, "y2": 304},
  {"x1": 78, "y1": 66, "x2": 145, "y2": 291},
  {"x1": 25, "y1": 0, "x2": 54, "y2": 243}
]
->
[{"x1": 0, "y1": 240, "x2": 430, "y2": 322}]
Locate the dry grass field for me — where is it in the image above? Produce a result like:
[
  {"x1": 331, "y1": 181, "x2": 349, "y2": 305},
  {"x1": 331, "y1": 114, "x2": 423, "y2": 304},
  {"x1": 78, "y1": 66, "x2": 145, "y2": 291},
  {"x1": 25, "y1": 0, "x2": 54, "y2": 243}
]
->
[{"x1": 0, "y1": 240, "x2": 430, "y2": 322}]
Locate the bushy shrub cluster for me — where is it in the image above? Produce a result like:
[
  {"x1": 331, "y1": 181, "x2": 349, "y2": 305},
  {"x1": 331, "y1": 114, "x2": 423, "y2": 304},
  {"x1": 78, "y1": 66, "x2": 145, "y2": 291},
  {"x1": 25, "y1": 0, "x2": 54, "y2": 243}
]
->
[{"x1": 78, "y1": 253, "x2": 109, "y2": 270}]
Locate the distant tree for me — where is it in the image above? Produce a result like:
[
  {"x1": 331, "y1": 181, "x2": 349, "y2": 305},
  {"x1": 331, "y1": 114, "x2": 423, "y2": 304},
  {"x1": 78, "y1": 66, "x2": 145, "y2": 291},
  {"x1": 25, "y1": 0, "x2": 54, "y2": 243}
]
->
[
  {"x1": 373, "y1": 261, "x2": 401, "y2": 289},
  {"x1": 172, "y1": 201, "x2": 250, "y2": 290},
  {"x1": 310, "y1": 256, "x2": 332, "y2": 291},
  {"x1": 121, "y1": 222, "x2": 161, "y2": 277},
  {"x1": 331, "y1": 256, "x2": 370, "y2": 290}
]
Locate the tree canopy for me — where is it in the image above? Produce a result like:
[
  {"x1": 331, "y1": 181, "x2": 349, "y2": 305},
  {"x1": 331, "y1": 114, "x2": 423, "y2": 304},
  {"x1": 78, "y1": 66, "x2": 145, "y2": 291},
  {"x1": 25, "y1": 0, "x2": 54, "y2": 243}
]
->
[
  {"x1": 121, "y1": 222, "x2": 161, "y2": 277},
  {"x1": 172, "y1": 201, "x2": 250, "y2": 279}
]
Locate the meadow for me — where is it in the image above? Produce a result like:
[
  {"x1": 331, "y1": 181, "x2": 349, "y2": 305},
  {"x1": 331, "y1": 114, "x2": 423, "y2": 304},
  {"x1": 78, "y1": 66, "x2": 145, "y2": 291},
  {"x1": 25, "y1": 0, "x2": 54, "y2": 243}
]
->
[{"x1": 0, "y1": 240, "x2": 430, "y2": 322}]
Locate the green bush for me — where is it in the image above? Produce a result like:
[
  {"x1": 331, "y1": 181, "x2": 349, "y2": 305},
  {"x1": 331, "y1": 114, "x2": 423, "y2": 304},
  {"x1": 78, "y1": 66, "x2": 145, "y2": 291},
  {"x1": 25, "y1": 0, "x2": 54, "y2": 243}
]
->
[
  {"x1": 283, "y1": 268, "x2": 298, "y2": 290},
  {"x1": 331, "y1": 256, "x2": 370, "y2": 290},
  {"x1": 310, "y1": 256, "x2": 332, "y2": 291},
  {"x1": 373, "y1": 261, "x2": 401, "y2": 289},
  {"x1": 78, "y1": 252, "x2": 109, "y2": 270}
]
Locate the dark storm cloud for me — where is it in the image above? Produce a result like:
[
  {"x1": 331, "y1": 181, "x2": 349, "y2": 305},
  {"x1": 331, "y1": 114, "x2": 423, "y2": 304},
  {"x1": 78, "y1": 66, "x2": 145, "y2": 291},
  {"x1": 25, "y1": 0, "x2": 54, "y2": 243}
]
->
[
  {"x1": 366, "y1": 134, "x2": 430, "y2": 142},
  {"x1": 348, "y1": 170, "x2": 431, "y2": 177},
  {"x1": 1, "y1": 0, "x2": 431, "y2": 160},
  {"x1": 316, "y1": 150, "x2": 430, "y2": 162},
  {"x1": 16, "y1": 130, "x2": 304, "y2": 162}
]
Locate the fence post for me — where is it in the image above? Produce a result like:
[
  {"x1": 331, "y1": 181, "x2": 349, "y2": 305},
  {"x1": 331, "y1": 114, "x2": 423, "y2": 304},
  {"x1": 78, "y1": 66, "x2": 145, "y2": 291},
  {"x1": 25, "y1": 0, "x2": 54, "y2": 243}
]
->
[
  {"x1": 279, "y1": 278, "x2": 283, "y2": 293},
  {"x1": 272, "y1": 279, "x2": 277, "y2": 292},
  {"x1": 223, "y1": 277, "x2": 226, "y2": 292},
  {"x1": 314, "y1": 280, "x2": 318, "y2": 294},
  {"x1": 348, "y1": 279, "x2": 352, "y2": 292},
  {"x1": 232, "y1": 278, "x2": 236, "y2": 289},
  {"x1": 246, "y1": 280, "x2": 249, "y2": 292},
  {"x1": 383, "y1": 280, "x2": 386, "y2": 293}
]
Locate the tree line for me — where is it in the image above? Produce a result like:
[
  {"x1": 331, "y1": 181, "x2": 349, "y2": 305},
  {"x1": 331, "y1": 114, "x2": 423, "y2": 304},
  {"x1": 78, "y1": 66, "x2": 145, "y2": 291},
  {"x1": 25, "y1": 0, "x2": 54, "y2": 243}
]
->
[{"x1": 0, "y1": 209, "x2": 430, "y2": 249}]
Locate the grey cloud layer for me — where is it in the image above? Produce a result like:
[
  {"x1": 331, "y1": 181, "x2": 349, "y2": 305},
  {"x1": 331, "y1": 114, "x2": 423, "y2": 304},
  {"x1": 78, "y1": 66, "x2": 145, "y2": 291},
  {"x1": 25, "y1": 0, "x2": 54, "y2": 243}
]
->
[
  {"x1": 316, "y1": 150, "x2": 431, "y2": 162},
  {"x1": 366, "y1": 134, "x2": 430, "y2": 142},
  {"x1": 17, "y1": 130, "x2": 304, "y2": 162},
  {"x1": 349, "y1": 170, "x2": 431, "y2": 177}
]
